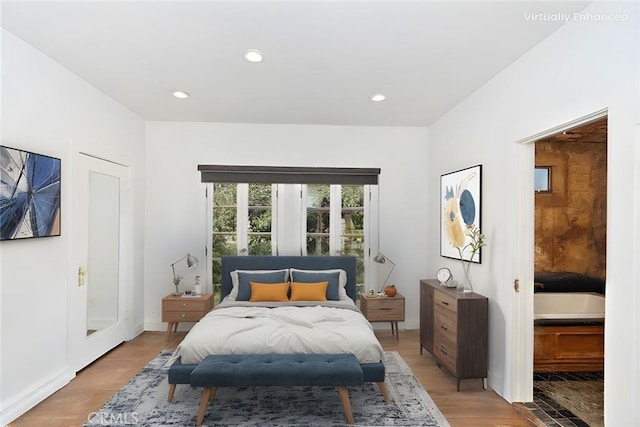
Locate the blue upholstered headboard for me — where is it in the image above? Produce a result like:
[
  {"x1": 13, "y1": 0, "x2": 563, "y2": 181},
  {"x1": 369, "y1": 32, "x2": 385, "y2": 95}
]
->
[{"x1": 220, "y1": 256, "x2": 358, "y2": 302}]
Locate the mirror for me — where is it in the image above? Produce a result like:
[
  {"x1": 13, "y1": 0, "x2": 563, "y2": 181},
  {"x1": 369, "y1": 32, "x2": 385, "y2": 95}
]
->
[{"x1": 86, "y1": 171, "x2": 120, "y2": 335}]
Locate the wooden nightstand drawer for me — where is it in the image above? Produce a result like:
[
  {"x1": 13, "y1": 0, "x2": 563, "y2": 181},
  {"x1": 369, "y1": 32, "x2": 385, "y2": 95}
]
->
[
  {"x1": 164, "y1": 300, "x2": 208, "y2": 312},
  {"x1": 362, "y1": 297, "x2": 405, "y2": 321},
  {"x1": 163, "y1": 310, "x2": 207, "y2": 322}
]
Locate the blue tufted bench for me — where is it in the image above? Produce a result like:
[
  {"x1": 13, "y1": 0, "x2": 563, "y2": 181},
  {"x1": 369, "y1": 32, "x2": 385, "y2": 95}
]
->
[
  {"x1": 190, "y1": 353, "x2": 364, "y2": 426},
  {"x1": 167, "y1": 356, "x2": 390, "y2": 404}
]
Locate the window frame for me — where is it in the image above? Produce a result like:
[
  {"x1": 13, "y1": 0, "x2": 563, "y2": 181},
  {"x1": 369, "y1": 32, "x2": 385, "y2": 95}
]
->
[{"x1": 201, "y1": 165, "x2": 381, "y2": 297}]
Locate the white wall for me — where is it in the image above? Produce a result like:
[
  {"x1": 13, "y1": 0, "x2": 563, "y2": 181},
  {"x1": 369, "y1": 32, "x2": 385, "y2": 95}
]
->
[
  {"x1": 144, "y1": 122, "x2": 429, "y2": 331},
  {"x1": 0, "y1": 31, "x2": 146, "y2": 424},
  {"x1": 427, "y1": 1, "x2": 639, "y2": 424}
]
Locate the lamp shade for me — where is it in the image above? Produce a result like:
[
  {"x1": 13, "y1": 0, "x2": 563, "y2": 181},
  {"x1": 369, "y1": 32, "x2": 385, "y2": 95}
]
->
[
  {"x1": 186, "y1": 254, "x2": 199, "y2": 268},
  {"x1": 373, "y1": 253, "x2": 388, "y2": 264}
]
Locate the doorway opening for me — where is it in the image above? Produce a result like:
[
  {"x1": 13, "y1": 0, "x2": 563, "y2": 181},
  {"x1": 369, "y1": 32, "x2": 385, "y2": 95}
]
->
[{"x1": 525, "y1": 117, "x2": 607, "y2": 426}]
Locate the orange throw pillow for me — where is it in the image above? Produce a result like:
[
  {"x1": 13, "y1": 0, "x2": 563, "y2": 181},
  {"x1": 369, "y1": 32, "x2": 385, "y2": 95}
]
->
[
  {"x1": 249, "y1": 282, "x2": 290, "y2": 302},
  {"x1": 290, "y1": 281, "x2": 328, "y2": 301}
]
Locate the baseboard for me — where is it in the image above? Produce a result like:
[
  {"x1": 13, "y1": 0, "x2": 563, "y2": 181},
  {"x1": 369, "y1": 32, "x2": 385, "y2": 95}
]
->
[
  {"x1": 488, "y1": 369, "x2": 504, "y2": 401},
  {"x1": 0, "y1": 366, "x2": 75, "y2": 426},
  {"x1": 129, "y1": 322, "x2": 145, "y2": 340}
]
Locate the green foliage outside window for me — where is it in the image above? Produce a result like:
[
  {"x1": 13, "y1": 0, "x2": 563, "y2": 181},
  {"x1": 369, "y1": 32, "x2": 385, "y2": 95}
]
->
[
  {"x1": 247, "y1": 183, "x2": 272, "y2": 255},
  {"x1": 212, "y1": 183, "x2": 367, "y2": 298}
]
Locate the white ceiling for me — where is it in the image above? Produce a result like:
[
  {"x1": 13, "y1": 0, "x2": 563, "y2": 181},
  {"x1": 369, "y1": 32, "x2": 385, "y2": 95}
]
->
[{"x1": 2, "y1": 1, "x2": 589, "y2": 127}]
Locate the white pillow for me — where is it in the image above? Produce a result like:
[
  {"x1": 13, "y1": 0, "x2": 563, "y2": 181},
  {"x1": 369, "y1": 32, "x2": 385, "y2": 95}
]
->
[
  {"x1": 289, "y1": 268, "x2": 348, "y2": 300},
  {"x1": 227, "y1": 269, "x2": 290, "y2": 301}
]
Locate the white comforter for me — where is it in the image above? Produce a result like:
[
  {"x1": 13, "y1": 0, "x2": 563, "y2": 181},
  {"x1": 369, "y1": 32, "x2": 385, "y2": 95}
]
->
[{"x1": 173, "y1": 301, "x2": 384, "y2": 364}]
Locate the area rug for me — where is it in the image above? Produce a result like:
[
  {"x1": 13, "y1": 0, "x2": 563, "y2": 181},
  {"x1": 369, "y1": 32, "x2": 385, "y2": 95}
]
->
[
  {"x1": 87, "y1": 350, "x2": 449, "y2": 426},
  {"x1": 523, "y1": 372, "x2": 603, "y2": 427}
]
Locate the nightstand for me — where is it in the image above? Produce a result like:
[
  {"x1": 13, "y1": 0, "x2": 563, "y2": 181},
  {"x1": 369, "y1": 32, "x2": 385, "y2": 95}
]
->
[
  {"x1": 162, "y1": 293, "x2": 214, "y2": 339},
  {"x1": 359, "y1": 293, "x2": 405, "y2": 341}
]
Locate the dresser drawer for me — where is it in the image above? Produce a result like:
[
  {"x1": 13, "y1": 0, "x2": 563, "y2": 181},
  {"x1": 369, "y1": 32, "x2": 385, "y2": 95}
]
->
[
  {"x1": 163, "y1": 311, "x2": 206, "y2": 322},
  {"x1": 434, "y1": 332, "x2": 457, "y2": 373},
  {"x1": 164, "y1": 300, "x2": 207, "y2": 312},
  {"x1": 434, "y1": 309, "x2": 457, "y2": 340},
  {"x1": 433, "y1": 290, "x2": 457, "y2": 317}
]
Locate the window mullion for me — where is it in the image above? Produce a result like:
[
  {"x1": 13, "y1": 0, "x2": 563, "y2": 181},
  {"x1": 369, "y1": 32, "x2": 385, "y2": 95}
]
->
[
  {"x1": 237, "y1": 183, "x2": 249, "y2": 254},
  {"x1": 364, "y1": 185, "x2": 375, "y2": 289},
  {"x1": 300, "y1": 185, "x2": 308, "y2": 256},
  {"x1": 330, "y1": 185, "x2": 342, "y2": 255},
  {"x1": 271, "y1": 184, "x2": 279, "y2": 255},
  {"x1": 205, "y1": 184, "x2": 213, "y2": 293}
]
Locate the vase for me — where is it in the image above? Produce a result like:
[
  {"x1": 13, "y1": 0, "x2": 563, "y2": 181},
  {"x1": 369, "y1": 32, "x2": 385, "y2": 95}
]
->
[{"x1": 458, "y1": 262, "x2": 473, "y2": 296}]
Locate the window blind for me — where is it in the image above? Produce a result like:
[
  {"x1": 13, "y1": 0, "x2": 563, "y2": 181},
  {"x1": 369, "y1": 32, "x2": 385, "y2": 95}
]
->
[{"x1": 198, "y1": 165, "x2": 380, "y2": 185}]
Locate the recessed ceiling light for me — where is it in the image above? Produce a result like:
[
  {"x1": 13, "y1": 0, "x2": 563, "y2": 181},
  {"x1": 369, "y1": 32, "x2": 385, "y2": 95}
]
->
[
  {"x1": 370, "y1": 93, "x2": 386, "y2": 102},
  {"x1": 243, "y1": 49, "x2": 264, "y2": 63},
  {"x1": 172, "y1": 91, "x2": 190, "y2": 99}
]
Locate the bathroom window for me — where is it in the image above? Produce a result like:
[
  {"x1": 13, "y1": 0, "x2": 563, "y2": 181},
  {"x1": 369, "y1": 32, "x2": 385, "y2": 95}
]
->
[{"x1": 535, "y1": 167, "x2": 552, "y2": 193}]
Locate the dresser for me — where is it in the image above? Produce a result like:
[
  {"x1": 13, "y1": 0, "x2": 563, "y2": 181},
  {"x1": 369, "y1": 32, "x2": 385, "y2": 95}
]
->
[
  {"x1": 420, "y1": 279, "x2": 488, "y2": 391},
  {"x1": 162, "y1": 293, "x2": 214, "y2": 338},
  {"x1": 360, "y1": 293, "x2": 405, "y2": 341}
]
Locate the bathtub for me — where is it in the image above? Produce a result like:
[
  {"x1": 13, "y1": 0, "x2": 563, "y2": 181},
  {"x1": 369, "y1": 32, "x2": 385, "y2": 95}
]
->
[
  {"x1": 534, "y1": 292, "x2": 605, "y2": 324},
  {"x1": 534, "y1": 292, "x2": 605, "y2": 372}
]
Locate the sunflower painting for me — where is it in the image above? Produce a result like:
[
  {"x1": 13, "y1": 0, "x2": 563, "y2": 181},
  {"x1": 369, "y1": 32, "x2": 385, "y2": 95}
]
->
[{"x1": 440, "y1": 165, "x2": 482, "y2": 263}]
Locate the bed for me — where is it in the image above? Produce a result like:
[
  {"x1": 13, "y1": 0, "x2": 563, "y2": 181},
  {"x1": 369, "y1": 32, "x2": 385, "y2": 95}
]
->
[{"x1": 168, "y1": 255, "x2": 387, "y2": 401}]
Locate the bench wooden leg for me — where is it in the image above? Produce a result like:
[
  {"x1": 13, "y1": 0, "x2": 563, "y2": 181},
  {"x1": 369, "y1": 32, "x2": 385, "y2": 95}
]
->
[
  {"x1": 336, "y1": 386, "x2": 355, "y2": 425},
  {"x1": 197, "y1": 387, "x2": 214, "y2": 426},
  {"x1": 377, "y1": 382, "x2": 390, "y2": 404},
  {"x1": 167, "y1": 384, "x2": 176, "y2": 402}
]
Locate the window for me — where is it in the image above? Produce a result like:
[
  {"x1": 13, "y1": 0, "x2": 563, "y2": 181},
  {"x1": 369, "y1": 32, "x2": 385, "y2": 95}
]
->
[
  {"x1": 211, "y1": 183, "x2": 275, "y2": 286},
  {"x1": 305, "y1": 184, "x2": 331, "y2": 256},
  {"x1": 302, "y1": 184, "x2": 367, "y2": 291},
  {"x1": 247, "y1": 183, "x2": 274, "y2": 255},
  {"x1": 535, "y1": 167, "x2": 552, "y2": 193},
  {"x1": 200, "y1": 165, "x2": 380, "y2": 298}
]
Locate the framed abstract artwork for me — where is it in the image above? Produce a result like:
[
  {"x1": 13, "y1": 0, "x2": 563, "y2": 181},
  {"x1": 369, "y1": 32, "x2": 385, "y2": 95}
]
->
[
  {"x1": 440, "y1": 164, "x2": 482, "y2": 263},
  {"x1": 0, "y1": 146, "x2": 61, "y2": 240}
]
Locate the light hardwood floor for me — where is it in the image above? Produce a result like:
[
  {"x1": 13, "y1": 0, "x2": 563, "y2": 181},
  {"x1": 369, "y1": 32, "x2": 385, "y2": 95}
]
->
[{"x1": 10, "y1": 329, "x2": 534, "y2": 426}]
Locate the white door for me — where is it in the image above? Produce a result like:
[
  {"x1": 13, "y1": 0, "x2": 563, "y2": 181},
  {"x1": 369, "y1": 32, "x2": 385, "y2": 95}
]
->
[{"x1": 69, "y1": 153, "x2": 130, "y2": 372}]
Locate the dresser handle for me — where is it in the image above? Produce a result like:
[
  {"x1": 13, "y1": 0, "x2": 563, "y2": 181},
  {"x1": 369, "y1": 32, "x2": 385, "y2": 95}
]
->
[
  {"x1": 379, "y1": 308, "x2": 392, "y2": 311},
  {"x1": 440, "y1": 346, "x2": 448, "y2": 355},
  {"x1": 182, "y1": 303, "x2": 187, "y2": 307},
  {"x1": 441, "y1": 301, "x2": 449, "y2": 306},
  {"x1": 440, "y1": 325, "x2": 448, "y2": 331},
  {"x1": 181, "y1": 313, "x2": 186, "y2": 318}
]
